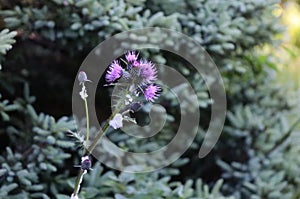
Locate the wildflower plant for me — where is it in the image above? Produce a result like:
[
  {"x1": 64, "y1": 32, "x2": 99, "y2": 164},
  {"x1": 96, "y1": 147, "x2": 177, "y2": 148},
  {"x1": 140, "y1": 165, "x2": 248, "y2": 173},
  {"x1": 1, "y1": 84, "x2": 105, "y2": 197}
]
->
[
  {"x1": 106, "y1": 51, "x2": 161, "y2": 125},
  {"x1": 71, "y1": 51, "x2": 161, "y2": 198}
]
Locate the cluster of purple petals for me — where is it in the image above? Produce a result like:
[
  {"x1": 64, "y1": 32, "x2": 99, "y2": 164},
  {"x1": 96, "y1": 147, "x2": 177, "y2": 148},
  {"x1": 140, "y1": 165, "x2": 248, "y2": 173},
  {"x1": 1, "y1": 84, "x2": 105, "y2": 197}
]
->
[
  {"x1": 139, "y1": 60, "x2": 157, "y2": 83},
  {"x1": 105, "y1": 51, "x2": 161, "y2": 102},
  {"x1": 105, "y1": 60, "x2": 123, "y2": 83},
  {"x1": 125, "y1": 51, "x2": 139, "y2": 67},
  {"x1": 144, "y1": 84, "x2": 161, "y2": 102}
]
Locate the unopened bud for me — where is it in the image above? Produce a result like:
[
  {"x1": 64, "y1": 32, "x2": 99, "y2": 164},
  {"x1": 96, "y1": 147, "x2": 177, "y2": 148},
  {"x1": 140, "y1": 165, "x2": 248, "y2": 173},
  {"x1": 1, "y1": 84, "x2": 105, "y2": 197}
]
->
[
  {"x1": 81, "y1": 156, "x2": 92, "y2": 170},
  {"x1": 78, "y1": 71, "x2": 91, "y2": 84}
]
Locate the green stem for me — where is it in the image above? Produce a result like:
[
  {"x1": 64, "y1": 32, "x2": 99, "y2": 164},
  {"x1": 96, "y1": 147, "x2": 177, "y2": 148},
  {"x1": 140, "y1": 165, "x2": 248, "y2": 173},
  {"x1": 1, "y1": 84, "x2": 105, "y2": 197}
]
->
[
  {"x1": 72, "y1": 101, "x2": 124, "y2": 197},
  {"x1": 72, "y1": 170, "x2": 85, "y2": 196},
  {"x1": 86, "y1": 102, "x2": 123, "y2": 155},
  {"x1": 83, "y1": 97, "x2": 89, "y2": 155},
  {"x1": 86, "y1": 83, "x2": 129, "y2": 155},
  {"x1": 72, "y1": 83, "x2": 128, "y2": 197}
]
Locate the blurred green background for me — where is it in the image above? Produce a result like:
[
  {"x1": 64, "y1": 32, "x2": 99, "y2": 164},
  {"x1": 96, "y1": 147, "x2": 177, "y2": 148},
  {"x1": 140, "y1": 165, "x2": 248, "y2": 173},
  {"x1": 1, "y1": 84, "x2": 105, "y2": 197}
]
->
[
  {"x1": 0, "y1": 0, "x2": 300, "y2": 199},
  {"x1": 276, "y1": 0, "x2": 300, "y2": 89}
]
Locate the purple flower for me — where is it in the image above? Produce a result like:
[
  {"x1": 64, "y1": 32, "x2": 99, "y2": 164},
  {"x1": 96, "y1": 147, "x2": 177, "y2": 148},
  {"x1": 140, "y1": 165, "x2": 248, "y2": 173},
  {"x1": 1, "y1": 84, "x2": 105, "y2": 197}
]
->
[
  {"x1": 125, "y1": 51, "x2": 139, "y2": 67},
  {"x1": 144, "y1": 84, "x2": 161, "y2": 102},
  {"x1": 139, "y1": 60, "x2": 157, "y2": 83},
  {"x1": 106, "y1": 60, "x2": 123, "y2": 83}
]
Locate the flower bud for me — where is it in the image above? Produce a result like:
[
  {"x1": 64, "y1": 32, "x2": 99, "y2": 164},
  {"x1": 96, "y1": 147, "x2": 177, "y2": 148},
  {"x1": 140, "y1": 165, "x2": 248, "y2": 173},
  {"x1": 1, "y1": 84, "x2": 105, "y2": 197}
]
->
[{"x1": 78, "y1": 71, "x2": 91, "y2": 84}]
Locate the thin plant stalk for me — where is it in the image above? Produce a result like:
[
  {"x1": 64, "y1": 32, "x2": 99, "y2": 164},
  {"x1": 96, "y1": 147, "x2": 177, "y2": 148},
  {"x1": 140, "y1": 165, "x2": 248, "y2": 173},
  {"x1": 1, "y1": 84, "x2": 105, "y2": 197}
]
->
[
  {"x1": 83, "y1": 96, "x2": 89, "y2": 155},
  {"x1": 72, "y1": 91, "x2": 124, "y2": 197},
  {"x1": 87, "y1": 101, "x2": 123, "y2": 154},
  {"x1": 72, "y1": 170, "x2": 86, "y2": 197}
]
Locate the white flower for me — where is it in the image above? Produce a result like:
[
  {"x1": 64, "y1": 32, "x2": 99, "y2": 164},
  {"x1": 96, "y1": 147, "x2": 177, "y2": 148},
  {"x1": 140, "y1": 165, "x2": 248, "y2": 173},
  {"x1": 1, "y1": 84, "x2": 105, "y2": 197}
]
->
[
  {"x1": 109, "y1": 113, "x2": 123, "y2": 129},
  {"x1": 79, "y1": 85, "x2": 88, "y2": 99}
]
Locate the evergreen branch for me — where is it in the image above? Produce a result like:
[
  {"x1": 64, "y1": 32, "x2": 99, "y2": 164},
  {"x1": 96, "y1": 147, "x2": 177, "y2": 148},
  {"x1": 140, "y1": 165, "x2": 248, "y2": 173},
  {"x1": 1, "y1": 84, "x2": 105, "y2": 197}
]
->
[{"x1": 266, "y1": 117, "x2": 300, "y2": 156}]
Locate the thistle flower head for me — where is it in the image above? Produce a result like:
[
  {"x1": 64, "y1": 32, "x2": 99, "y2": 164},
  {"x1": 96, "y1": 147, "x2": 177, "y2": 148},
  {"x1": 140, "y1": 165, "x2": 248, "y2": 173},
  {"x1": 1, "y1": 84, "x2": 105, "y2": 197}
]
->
[
  {"x1": 125, "y1": 51, "x2": 138, "y2": 64},
  {"x1": 125, "y1": 51, "x2": 139, "y2": 69},
  {"x1": 144, "y1": 84, "x2": 161, "y2": 102},
  {"x1": 106, "y1": 60, "x2": 123, "y2": 83},
  {"x1": 139, "y1": 60, "x2": 157, "y2": 83},
  {"x1": 105, "y1": 51, "x2": 162, "y2": 103}
]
